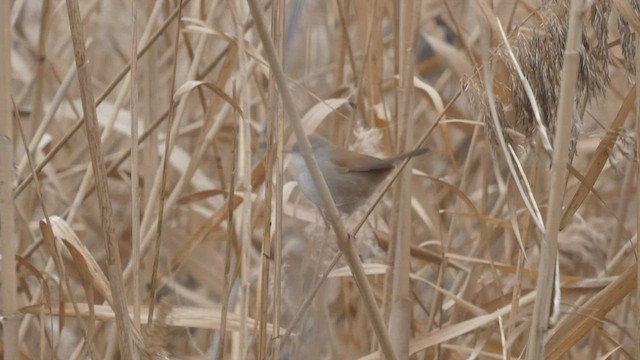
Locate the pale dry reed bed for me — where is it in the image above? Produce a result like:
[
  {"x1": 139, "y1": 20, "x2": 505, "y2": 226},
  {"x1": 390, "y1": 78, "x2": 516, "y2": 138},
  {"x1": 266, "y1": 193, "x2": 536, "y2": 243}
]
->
[{"x1": 2, "y1": 0, "x2": 639, "y2": 359}]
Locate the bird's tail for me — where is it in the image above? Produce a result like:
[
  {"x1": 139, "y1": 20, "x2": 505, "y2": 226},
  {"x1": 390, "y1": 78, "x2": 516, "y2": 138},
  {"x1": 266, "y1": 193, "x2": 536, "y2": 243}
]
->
[{"x1": 389, "y1": 147, "x2": 429, "y2": 163}]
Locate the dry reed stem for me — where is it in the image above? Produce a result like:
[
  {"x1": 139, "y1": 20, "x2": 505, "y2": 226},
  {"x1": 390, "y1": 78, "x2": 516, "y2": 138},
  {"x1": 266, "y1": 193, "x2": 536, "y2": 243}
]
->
[
  {"x1": 527, "y1": 1, "x2": 585, "y2": 357},
  {"x1": 28, "y1": 0, "x2": 50, "y2": 151},
  {"x1": 64, "y1": 0, "x2": 137, "y2": 358},
  {"x1": 145, "y1": 0, "x2": 185, "y2": 327},
  {"x1": 23, "y1": 302, "x2": 282, "y2": 333},
  {"x1": 388, "y1": 0, "x2": 419, "y2": 357},
  {"x1": 0, "y1": 0, "x2": 18, "y2": 358},
  {"x1": 217, "y1": 122, "x2": 237, "y2": 359},
  {"x1": 256, "y1": 3, "x2": 285, "y2": 359},
  {"x1": 635, "y1": 20, "x2": 640, "y2": 360},
  {"x1": 234, "y1": 0, "x2": 253, "y2": 356},
  {"x1": 129, "y1": 0, "x2": 141, "y2": 332},
  {"x1": 17, "y1": 64, "x2": 77, "y2": 177},
  {"x1": 270, "y1": 3, "x2": 286, "y2": 358}
]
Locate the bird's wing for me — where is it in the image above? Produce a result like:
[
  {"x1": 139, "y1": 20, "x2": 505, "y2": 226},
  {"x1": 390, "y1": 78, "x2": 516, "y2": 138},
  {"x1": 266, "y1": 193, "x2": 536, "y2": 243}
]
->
[{"x1": 333, "y1": 152, "x2": 394, "y2": 172}]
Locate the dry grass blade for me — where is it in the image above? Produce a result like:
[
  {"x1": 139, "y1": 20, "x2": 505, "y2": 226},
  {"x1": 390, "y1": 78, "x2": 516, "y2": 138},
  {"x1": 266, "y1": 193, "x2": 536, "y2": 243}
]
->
[
  {"x1": 545, "y1": 266, "x2": 637, "y2": 359},
  {"x1": 22, "y1": 303, "x2": 284, "y2": 334},
  {"x1": 146, "y1": 0, "x2": 185, "y2": 326},
  {"x1": 297, "y1": 98, "x2": 352, "y2": 139},
  {"x1": 173, "y1": 80, "x2": 243, "y2": 115},
  {"x1": 45, "y1": 216, "x2": 112, "y2": 305},
  {"x1": 614, "y1": 0, "x2": 640, "y2": 33},
  {"x1": 359, "y1": 291, "x2": 537, "y2": 359},
  {"x1": 16, "y1": 255, "x2": 54, "y2": 334},
  {"x1": 561, "y1": 85, "x2": 636, "y2": 228}
]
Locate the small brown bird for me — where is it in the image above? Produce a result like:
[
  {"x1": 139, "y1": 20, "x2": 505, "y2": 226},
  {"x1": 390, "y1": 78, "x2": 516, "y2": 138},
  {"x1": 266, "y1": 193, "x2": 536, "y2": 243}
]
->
[{"x1": 291, "y1": 135, "x2": 428, "y2": 213}]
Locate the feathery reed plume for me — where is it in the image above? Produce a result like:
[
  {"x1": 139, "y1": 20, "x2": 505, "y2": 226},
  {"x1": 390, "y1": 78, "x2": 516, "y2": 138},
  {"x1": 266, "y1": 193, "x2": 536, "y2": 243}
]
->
[
  {"x1": 468, "y1": 0, "x2": 616, "y2": 157},
  {"x1": 618, "y1": 0, "x2": 640, "y2": 74}
]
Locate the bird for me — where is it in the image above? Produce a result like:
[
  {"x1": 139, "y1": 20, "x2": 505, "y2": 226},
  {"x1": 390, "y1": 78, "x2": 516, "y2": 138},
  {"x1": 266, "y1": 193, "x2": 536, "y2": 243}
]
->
[{"x1": 290, "y1": 135, "x2": 428, "y2": 213}]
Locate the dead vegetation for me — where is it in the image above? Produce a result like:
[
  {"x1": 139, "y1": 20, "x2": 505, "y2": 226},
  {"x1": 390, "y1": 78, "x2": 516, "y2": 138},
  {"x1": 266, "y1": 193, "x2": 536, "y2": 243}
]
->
[{"x1": 2, "y1": 0, "x2": 640, "y2": 359}]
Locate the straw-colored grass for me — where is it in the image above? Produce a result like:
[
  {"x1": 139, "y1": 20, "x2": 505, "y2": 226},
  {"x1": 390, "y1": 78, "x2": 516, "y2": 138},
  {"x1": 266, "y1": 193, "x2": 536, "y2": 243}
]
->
[{"x1": 4, "y1": 0, "x2": 640, "y2": 359}]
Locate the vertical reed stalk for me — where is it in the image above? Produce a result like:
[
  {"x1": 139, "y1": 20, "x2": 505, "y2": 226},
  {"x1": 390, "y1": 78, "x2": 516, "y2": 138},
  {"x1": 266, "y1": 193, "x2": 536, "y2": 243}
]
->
[
  {"x1": 389, "y1": 0, "x2": 419, "y2": 358},
  {"x1": 270, "y1": 4, "x2": 286, "y2": 359},
  {"x1": 635, "y1": 24, "x2": 640, "y2": 360},
  {"x1": 65, "y1": 0, "x2": 136, "y2": 358},
  {"x1": 235, "y1": 0, "x2": 253, "y2": 355},
  {"x1": 0, "y1": 0, "x2": 18, "y2": 358},
  {"x1": 130, "y1": 0, "x2": 141, "y2": 331},
  {"x1": 527, "y1": 0, "x2": 585, "y2": 358},
  {"x1": 28, "y1": 0, "x2": 51, "y2": 142}
]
